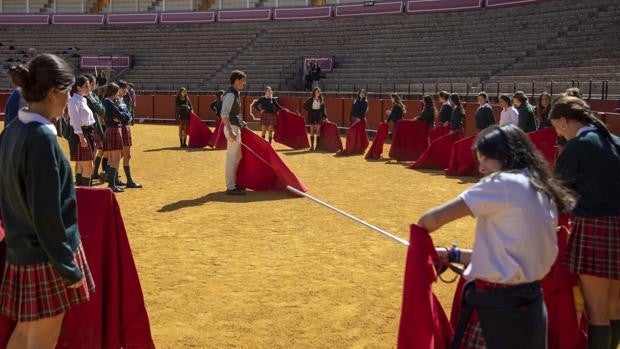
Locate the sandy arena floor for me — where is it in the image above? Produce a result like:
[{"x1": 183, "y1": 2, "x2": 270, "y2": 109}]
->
[{"x1": 7, "y1": 122, "x2": 479, "y2": 348}]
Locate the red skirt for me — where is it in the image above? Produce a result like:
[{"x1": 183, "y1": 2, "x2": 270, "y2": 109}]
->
[
  {"x1": 260, "y1": 112, "x2": 277, "y2": 127},
  {"x1": 121, "y1": 125, "x2": 132, "y2": 147},
  {"x1": 461, "y1": 313, "x2": 486, "y2": 349},
  {"x1": 564, "y1": 215, "x2": 620, "y2": 279},
  {"x1": 104, "y1": 127, "x2": 124, "y2": 151},
  {"x1": 0, "y1": 244, "x2": 95, "y2": 322}
]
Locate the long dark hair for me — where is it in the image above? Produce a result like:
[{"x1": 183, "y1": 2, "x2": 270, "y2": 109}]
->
[
  {"x1": 312, "y1": 87, "x2": 323, "y2": 103},
  {"x1": 9, "y1": 53, "x2": 74, "y2": 103},
  {"x1": 549, "y1": 95, "x2": 620, "y2": 153},
  {"x1": 474, "y1": 125, "x2": 575, "y2": 213},
  {"x1": 537, "y1": 92, "x2": 551, "y2": 120},
  {"x1": 422, "y1": 95, "x2": 437, "y2": 118},
  {"x1": 176, "y1": 87, "x2": 188, "y2": 101},
  {"x1": 449, "y1": 93, "x2": 464, "y2": 115},
  {"x1": 391, "y1": 93, "x2": 406, "y2": 113},
  {"x1": 355, "y1": 89, "x2": 367, "y2": 102},
  {"x1": 105, "y1": 82, "x2": 120, "y2": 99},
  {"x1": 71, "y1": 75, "x2": 89, "y2": 95}
]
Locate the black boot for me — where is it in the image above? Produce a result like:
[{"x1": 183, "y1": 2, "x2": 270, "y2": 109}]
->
[
  {"x1": 611, "y1": 320, "x2": 620, "y2": 349},
  {"x1": 82, "y1": 176, "x2": 92, "y2": 187},
  {"x1": 310, "y1": 136, "x2": 314, "y2": 151},
  {"x1": 107, "y1": 167, "x2": 123, "y2": 193},
  {"x1": 116, "y1": 171, "x2": 126, "y2": 186},
  {"x1": 124, "y1": 165, "x2": 143, "y2": 188},
  {"x1": 268, "y1": 136, "x2": 272, "y2": 144},
  {"x1": 588, "y1": 325, "x2": 611, "y2": 349},
  {"x1": 180, "y1": 138, "x2": 184, "y2": 148},
  {"x1": 101, "y1": 158, "x2": 109, "y2": 178},
  {"x1": 315, "y1": 136, "x2": 321, "y2": 151},
  {"x1": 75, "y1": 173, "x2": 83, "y2": 186},
  {"x1": 92, "y1": 156, "x2": 102, "y2": 179}
]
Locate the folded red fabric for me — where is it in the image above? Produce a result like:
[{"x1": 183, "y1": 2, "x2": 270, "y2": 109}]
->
[
  {"x1": 528, "y1": 127, "x2": 558, "y2": 166},
  {"x1": 428, "y1": 125, "x2": 451, "y2": 143},
  {"x1": 237, "y1": 128, "x2": 308, "y2": 193},
  {"x1": 409, "y1": 131, "x2": 463, "y2": 170},
  {"x1": 365, "y1": 122, "x2": 389, "y2": 160},
  {"x1": 389, "y1": 120, "x2": 429, "y2": 161},
  {"x1": 207, "y1": 120, "x2": 227, "y2": 149},
  {"x1": 398, "y1": 224, "x2": 453, "y2": 349},
  {"x1": 274, "y1": 109, "x2": 310, "y2": 149},
  {"x1": 188, "y1": 112, "x2": 213, "y2": 148},
  {"x1": 318, "y1": 120, "x2": 343, "y2": 153},
  {"x1": 337, "y1": 119, "x2": 370, "y2": 156},
  {"x1": 444, "y1": 135, "x2": 478, "y2": 176}
]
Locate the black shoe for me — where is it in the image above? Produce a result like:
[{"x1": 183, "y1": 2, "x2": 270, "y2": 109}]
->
[
  {"x1": 226, "y1": 188, "x2": 246, "y2": 195},
  {"x1": 92, "y1": 173, "x2": 100, "y2": 180},
  {"x1": 110, "y1": 186, "x2": 124, "y2": 193},
  {"x1": 237, "y1": 186, "x2": 246, "y2": 191},
  {"x1": 117, "y1": 179, "x2": 127, "y2": 186},
  {"x1": 126, "y1": 181, "x2": 143, "y2": 188}
]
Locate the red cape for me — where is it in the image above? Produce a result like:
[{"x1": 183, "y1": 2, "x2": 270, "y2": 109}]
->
[
  {"x1": 409, "y1": 131, "x2": 463, "y2": 170},
  {"x1": 274, "y1": 109, "x2": 310, "y2": 149},
  {"x1": 528, "y1": 127, "x2": 558, "y2": 166},
  {"x1": 428, "y1": 125, "x2": 451, "y2": 143},
  {"x1": 389, "y1": 120, "x2": 430, "y2": 161},
  {"x1": 237, "y1": 128, "x2": 308, "y2": 193},
  {"x1": 398, "y1": 224, "x2": 453, "y2": 349},
  {"x1": 444, "y1": 135, "x2": 478, "y2": 176},
  {"x1": 318, "y1": 120, "x2": 343, "y2": 153},
  {"x1": 207, "y1": 120, "x2": 227, "y2": 149},
  {"x1": 337, "y1": 118, "x2": 369, "y2": 156},
  {"x1": 188, "y1": 112, "x2": 213, "y2": 148},
  {"x1": 365, "y1": 122, "x2": 389, "y2": 160},
  {"x1": 0, "y1": 188, "x2": 155, "y2": 349}
]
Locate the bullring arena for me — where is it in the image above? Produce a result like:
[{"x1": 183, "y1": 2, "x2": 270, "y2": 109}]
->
[{"x1": 1, "y1": 0, "x2": 620, "y2": 348}]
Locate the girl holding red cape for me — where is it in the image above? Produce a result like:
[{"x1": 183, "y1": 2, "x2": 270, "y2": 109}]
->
[{"x1": 303, "y1": 87, "x2": 328, "y2": 151}]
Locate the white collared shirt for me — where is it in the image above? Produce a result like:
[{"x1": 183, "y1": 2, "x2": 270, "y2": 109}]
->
[
  {"x1": 67, "y1": 93, "x2": 95, "y2": 134},
  {"x1": 312, "y1": 99, "x2": 321, "y2": 110},
  {"x1": 17, "y1": 108, "x2": 57, "y2": 136},
  {"x1": 499, "y1": 106, "x2": 519, "y2": 126},
  {"x1": 577, "y1": 125, "x2": 597, "y2": 136}
]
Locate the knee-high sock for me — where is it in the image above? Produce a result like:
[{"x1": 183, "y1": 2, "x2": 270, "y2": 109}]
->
[
  {"x1": 588, "y1": 325, "x2": 611, "y2": 349},
  {"x1": 107, "y1": 167, "x2": 117, "y2": 188},
  {"x1": 124, "y1": 165, "x2": 136, "y2": 184},
  {"x1": 76, "y1": 173, "x2": 82, "y2": 185},
  {"x1": 93, "y1": 156, "x2": 102, "y2": 174},
  {"x1": 102, "y1": 157, "x2": 109, "y2": 173},
  {"x1": 610, "y1": 320, "x2": 620, "y2": 349},
  {"x1": 82, "y1": 176, "x2": 92, "y2": 187}
]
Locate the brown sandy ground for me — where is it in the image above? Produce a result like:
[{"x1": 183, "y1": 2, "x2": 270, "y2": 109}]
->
[{"x1": 3, "y1": 121, "x2": 477, "y2": 349}]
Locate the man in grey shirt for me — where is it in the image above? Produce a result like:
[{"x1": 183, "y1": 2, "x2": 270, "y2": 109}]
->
[{"x1": 221, "y1": 70, "x2": 247, "y2": 195}]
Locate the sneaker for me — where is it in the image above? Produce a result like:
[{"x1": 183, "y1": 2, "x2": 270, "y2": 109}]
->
[{"x1": 226, "y1": 188, "x2": 246, "y2": 195}]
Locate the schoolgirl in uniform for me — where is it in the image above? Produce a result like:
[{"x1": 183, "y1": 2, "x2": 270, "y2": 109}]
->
[
  {"x1": 437, "y1": 91, "x2": 453, "y2": 127},
  {"x1": 116, "y1": 81, "x2": 142, "y2": 189},
  {"x1": 449, "y1": 93, "x2": 465, "y2": 133},
  {"x1": 418, "y1": 124, "x2": 575, "y2": 349},
  {"x1": 102, "y1": 83, "x2": 131, "y2": 193},
  {"x1": 0, "y1": 54, "x2": 95, "y2": 349},
  {"x1": 84, "y1": 74, "x2": 107, "y2": 181},
  {"x1": 513, "y1": 91, "x2": 537, "y2": 133},
  {"x1": 415, "y1": 95, "x2": 436, "y2": 128},
  {"x1": 250, "y1": 86, "x2": 281, "y2": 144},
  {"x1": 303, "y1": 87, "x2": 328, "y2": 151},
  {"x1": 350, "y1": 89, "x2": 369, "y2": 124},
  {"x1": 550, "y1": 95, "x2": 620, "y2": 349},
  {"x1": 386, "y1": 93, "x2": 406, "y2": 137},
  {"x1": 210, "y1": 90, "x2": 225, "y2": 123},
  {"x1": 67, "y1": 75, "x2": 96, "y2": 186}
]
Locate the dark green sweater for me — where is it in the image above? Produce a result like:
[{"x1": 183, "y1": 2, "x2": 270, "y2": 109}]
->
[
  {"x1": 0, "y1": 119, "x2": 82, "y2": 284},
  {"x1": 517, "y1": 104, "x2": 537, "y2": 133},
  {"x1": 416, "y1": 106, "x2": 435, "y2": 127},
  {"x1": 555, "y1": 130, "x2": 620, "y2": 217}
]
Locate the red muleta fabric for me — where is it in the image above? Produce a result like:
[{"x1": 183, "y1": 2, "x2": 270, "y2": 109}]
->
[
  {"x1": 274, "y1": 109, "x2": 310, "y2": 149},
  {"x1": 237, "y1": 128, "x2": 308, "y2": 194},
  {"x1": 389, "y1": 120, "x2": 430, "y2": 161},
  {"x1": 409, "y1": 131, "x2": 463, "y2": 170},
  {"x1": 0, "y1": 188, "x2": 155, "y2": 349},
  {"x1": 337, "y1": 118, "x2": 369, "y2": 156},
  {"x1": 365, "y1": 122, "x2": 389, "y2": 160},
  {"x1": 428, "y1": 125, "x2": 451, "y2": 143},
  {"x1": 188, "y1": 112, "x2": 213, "y2": 148},
  {"x1": 528, "y1": 127, "x2": 558, "y2": 166},
  {"x1": 318, "y1": 120, "x2": 343, "y2": 153},
  {"x1": 207, "y1": 120, "x2": 227, "y2": 149},
  {"x1": 398, "y1": 224, "x2": 453, "y2": 349},
  {"x1": 444, "y1": 135, "x2": 478, "y2": 177}
]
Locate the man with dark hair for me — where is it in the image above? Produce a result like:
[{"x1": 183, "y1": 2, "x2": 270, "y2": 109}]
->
[
  {"x1": 222, "y1": 70, "x2": 247, "y2": 195},
  {"x1": 437, "y1": 91, "x2": 452, "y2": 127},
  {"x1": 475, "y1": 92, "x2": 496, "y2": 132}
]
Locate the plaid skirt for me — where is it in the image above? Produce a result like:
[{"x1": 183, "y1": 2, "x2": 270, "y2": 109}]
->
[
  {"x1": 564, "y1": 215, "x2": 620, "y2": 279},
  {"x1": 461, "y1": 312, "x2": 487, "y2": 349},
  {"x1": 104, "y1": 127, "x2": 124, "y2": 151},
  {"x1": 260, "y1": 112, "x2": 277, "y2": 127},
  {"x1": 121, "y1": 125, "x2": 132, "y2": 147},
  {"x1": 0, "y1": 244, "x2": 95, "y2": 322},
  {"x1": 70, "y1": 128, "x2": 95, "y2": 162}
]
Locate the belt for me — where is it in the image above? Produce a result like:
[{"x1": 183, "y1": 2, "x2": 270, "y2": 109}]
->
[
  {"x1": 474, "y1": 279, "x2": 539, "y2": 291},
  {"x1": 81, "y1": 125, "x2": 94, "y2": 131}
]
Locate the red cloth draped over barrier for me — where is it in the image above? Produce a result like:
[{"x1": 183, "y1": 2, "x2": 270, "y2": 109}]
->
[
  {"x1": 398, "y1": 224, "x2": 453, "y2": 349},
  {"x1": 337, "y1": 119, "x2": 369, "y2": 156},
  {"x1": 318, "y1": 120, "x2": 343, "y2": 153},
  {"x1": 207, "y1": 120, "x2": 227, "y2": 149},
  {"x1": 444, "y1": 136, "x2": 478, "y2": 176},
  {"x1": 274, "y1": 109, "x2": 310, "y2": 149},
  {"x1": 188, "y1": 112, "x2": 213, "y2": 148},
  {"x1": 389, "y1": 120, "x2": 429, "y2": 161},
  {"x1": 365, "y1": 122, "x2": 389, "y2": 160},
  {"x1": 237, "y1": 128, "x2": 308, "y2": 193},
  {"x1": 528, "y1": 127, "x2": 558, "y2": 166},
  {"x1": 0, "y1": 188, "x2": 155, "y2": 349},
  {"x1": 428, "y1": 125, "x2": 451, "y2": 143},
  {"x1": 409, "y1": 131, "x2": 463, "y2": 170}
]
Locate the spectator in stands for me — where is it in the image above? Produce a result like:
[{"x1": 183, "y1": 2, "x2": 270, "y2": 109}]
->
[
  {"x1": 175, "y1": 87, "x2": 192, "y2": 148},
  {"x1": 2, "y1": 87, "x2": 28, "y2": 129},
  {"x1": 116, "y1": 80, "x2": 141, "y2": 189},
  {"x1": 250, "y1": 86, "x2": 281, "y2": 144},
  {"x1": 550, "y1": 96, "x2": 620, "y2": 349},
  {"x1": 449, "y1": 93, "x2": 465, "y2": 133},
  {"x1": 304, "y1": 61, "x2": 313, "y2": 91},
  {"x1": 210, "y1": 90, "x2": 225, "y2": 121},
  {"x1": 475, "y1": 92, "x2": 496, "y2": 132},
  {"x1": 498, "y1": 94, "x2": 519, "y2": 126},
  {"x1": 418, "y1": 124, "x2": 574, "y2": 349},
  {"x1": 415, "y1": 95, "x2": 436, "y2": 128},
  {"x1": 437, "y1": 91, "x2": 452, "y2": 127},
  {"x1": 96, "y1": 70, "x2": 107, "y2": 87},
  {"x1": 386, "y1": 93, "x2": 406, "y2": 137},
  {"x1": 303, "y1": 87, "x2": 328, "y2": 151},
  {"x1": 350, "y1": 89, "x2": 368, "y2": 124},
  {"x1": 513, "y1": 91, "x2": 537, "y2": 133},
  {"x1": 68, "y1": 75, "x2": 96, "y2": 187},
  {"x1": 102, "y1": 83, "x2": 131, "y2": 193},
  {"x1": 0, "y1": 53, "x2": 95, "y2": 349},
  {"x1": 222, "y1": 70, "x2": 248, "y2": 195},
  {"x1": 84, "y1": 74, "x2": 107, "y2": 182},
  {"x1": 536, "y1": 92, "x2": 552, "y2": 129},
  {"x1": 311, "y1": 61, "x2": 322, "y2": 89}
]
